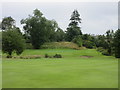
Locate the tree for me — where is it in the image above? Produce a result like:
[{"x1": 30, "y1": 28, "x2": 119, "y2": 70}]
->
[
  {"x1": 72, "y1": 35, "x2": 82, "y2": 47},
  {"x1": 66, "y1": 10, "x2": 82, "y2": 41},
  {"x1": 1, "y1": 16, "x2": 15, "y2": 30},
  {"x1": 114, "y1": 29, "x2": 120, "y2": 58},
  {"x1": 55, "y1": 28, "x2": 65, "y2": 42},
  {"x1": 105, "y1": 30, "x2": 114, "y2": 55},
  {"x1": 21, "y1": 9, "x2": 46, "y2": 49},
  {"x1": 95, "y1": 35, "x2": 108, "y2": 49},
  {"x1": 83, "y1": 40, "x2": 95, "y2": 49},
  {"x1": 21, "y1": 9, "x2": 58, "y2": 49},
  {"x1": 46, "y1": 20, "x2": 59, "y2": 42},
  {"x1": 2, "y1": 29, "x2": 25, "y2": 58}
]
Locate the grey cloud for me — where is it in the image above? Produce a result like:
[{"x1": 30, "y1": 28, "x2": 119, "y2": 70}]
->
[{"x1": 2, "y1": 2, "x2": 118, "y2": 35}]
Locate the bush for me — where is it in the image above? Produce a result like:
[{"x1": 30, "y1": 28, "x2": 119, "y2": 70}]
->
[
  {"x1": 102, "y1": 50, "x2": 111, "y2": 56},
  {"x1": 44, "y1": 54, "x2": 62, "y2": 58},
  {"x1": 83, "y1": 40, "x2": 95, "y2": 49},
  {"x1": 53, "y1": 54, "x2": 62, "y2": 58},
  {"x1": 97, "y1": 47, "x2": 111, "y2": 56},
  {"x1": 72, "y1": 36, "x2": 82, "y2": 47},
  {"x1": 45, "y1": 54, "x2": 49, "y2": 58},
  {"x1": 26, "y1": 43, "x2": 33, "y2": 49},
  {"x1": 97, "y1": 47, "x2": 104, "y2": 52}
]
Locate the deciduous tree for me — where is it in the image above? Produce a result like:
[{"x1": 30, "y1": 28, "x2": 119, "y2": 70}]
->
[
  {"x1": 2, "y1": 29, "x2": 25, "y2": 58},
  {"x1": 1, "y1": 16, "x2": 15, "y2": 30}
]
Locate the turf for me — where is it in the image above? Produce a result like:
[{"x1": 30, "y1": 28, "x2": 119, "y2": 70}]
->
[{"x1": 2, "y1": 49, "x2": 118, "y2": 88}]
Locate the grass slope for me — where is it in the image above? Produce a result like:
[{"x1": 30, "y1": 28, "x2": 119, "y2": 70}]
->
[
  {"x1": 2, "y1": 49, "x2": 118, "y2": 88},
  {"x1": 41, "y1": 42, "x2": 84, "y2": 49}
]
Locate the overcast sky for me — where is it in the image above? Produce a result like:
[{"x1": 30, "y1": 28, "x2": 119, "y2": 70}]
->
[{"x1": 2, "y1": 2, "x2": 118, "y2": 35}]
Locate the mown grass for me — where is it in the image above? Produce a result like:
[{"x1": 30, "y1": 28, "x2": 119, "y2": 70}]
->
[{"x1": 2, "y1": 49, "x2": 118, "y2": 88}]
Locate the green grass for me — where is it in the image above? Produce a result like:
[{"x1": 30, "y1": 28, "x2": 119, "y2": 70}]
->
[
  {"x1": 2, "y1": 49, "x2": 118, "y2": 88},
  {"x1": 0, "y1": 56, "x2": 2, "y2": 89},
  {"x1": 41, "y1": 42, "x2": 82, "y2": 49}
]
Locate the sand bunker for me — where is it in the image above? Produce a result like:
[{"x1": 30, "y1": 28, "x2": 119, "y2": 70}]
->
[{"x1": 80, "y1": 55, "x2": 93, "y2": 58}]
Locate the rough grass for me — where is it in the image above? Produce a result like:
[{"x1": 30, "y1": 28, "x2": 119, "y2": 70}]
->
[
  {"x1": 2, "y1": 49, "x2": 118, "y2": 88},
  {"x1": 41, "y1": 42, "x2": 85, "y2": 50}
]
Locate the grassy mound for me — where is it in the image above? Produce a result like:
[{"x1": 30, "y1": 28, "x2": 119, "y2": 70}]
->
[{"x1": 41, "y1": 42, "x2": 85, "y2": 50}]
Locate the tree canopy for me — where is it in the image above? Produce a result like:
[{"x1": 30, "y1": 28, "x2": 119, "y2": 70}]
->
[
  {"x1": 114, "y1": 29, "x2": 120, "y2": 58},
  {"x1": 1, "y1": 16, "x2": 15, "y2": 30},
  {"x1": 21, "y1": 9, "x2": 64, "y2": 49},
  {"x1": 2, "y1": 29, "x2": 25, "y2": 58}
]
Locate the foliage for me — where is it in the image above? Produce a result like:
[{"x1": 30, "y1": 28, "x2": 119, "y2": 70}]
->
[
  {"x1": 25, "y1": 43, "x2": 33, "y2": 49},
  {"x1": 114, "y1": 29, "x2": 120, "y2": 58},
  {"x1": 44, "y1": 53, "x2": 62, "y2": 58},
  {"x1": 97, "y1": 47, "x2": 105, "y2": 52},
  {"x1": 21, "y1": 9, "x2": 53, "y2": 48},
  {"x1": 2, "y1": 29, "x2": 25, "y2": 58},
  {"x1": 1, "y1": 9, "x2": 119, "y2": 59},
  {"x1": 97, "y1": 47, "x2": 110, "y2": 56},
  {"x1": 95, "y1": 30, "x2": 115, "y2": 56},
  {"x1": 105, "y1": 30, "x2": 114, "y2": 55},
  {"x1": 1, "y1": 16, "x2": 15, "y2": 30},
  {"x1": 81, "y1": 34, "x2": 96, "y2": 48},
  {"x1": 101, "y1": 49, "x2": 111, "y2": 56},
  {"x1": 45, "y1": 20, "x2": 59, "y2": 42},
  {"x1": 44, "y1": 54, "x2": 51, "y2": 58},
  {"x1": 66, "y1": 10, "x2": 82, "y2": 41},
  {"x1": 55, "y1": 28, "x2": 65, "y2": 42},
  {"x1": 21, "y1": 9, "x2": 46, "y2": 49},
  {"x1": 53, "y1": 54, "x2": 62, "y2": 58},
  {"x1": 21, "y1": 9, "x2": 65, "y2": 49},
  {"x1": 95, "y1": 35, "x2": 108, "y2": 49},
  {"x1": 83, "y1": 40, "x2": 95, "y2": 49},
  {"x1": 72, "y1": 35, "x2": 82, "y2": 47}
]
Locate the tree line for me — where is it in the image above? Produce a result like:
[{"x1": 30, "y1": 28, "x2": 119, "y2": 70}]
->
[{"x1": 0, "y1": 9, "x2": 120, "y2": 58}]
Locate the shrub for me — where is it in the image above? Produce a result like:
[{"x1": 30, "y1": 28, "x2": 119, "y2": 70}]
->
[
  {"x1": 72, "y1": 36, "x2": 82, "y2": 47},
  {"x1": 45, "y1": 54, "x2": 49, "y2": 58},
  {"x1": 102, "y1": 50, "x2": 111, "y2": 56},
  {"x1": 53, "y1": 54, "x2": 62, "y2": 58},
  {"x1": 26, "y1": 43, "x2": 33, "y2": 49},
  {"x1": 97, "y1": 47, "x2": 111, "y2": 56},
  {"x1": 83, "y1": 40, "x2": 94, "y2": 49},
  {"x1": 97, "y1": 47, "x2": 104, "y2": 52}
]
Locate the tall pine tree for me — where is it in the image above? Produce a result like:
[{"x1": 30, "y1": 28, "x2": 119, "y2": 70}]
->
[{"x1": 66, "y1": 10, "x2": 82, "y2": 41}]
